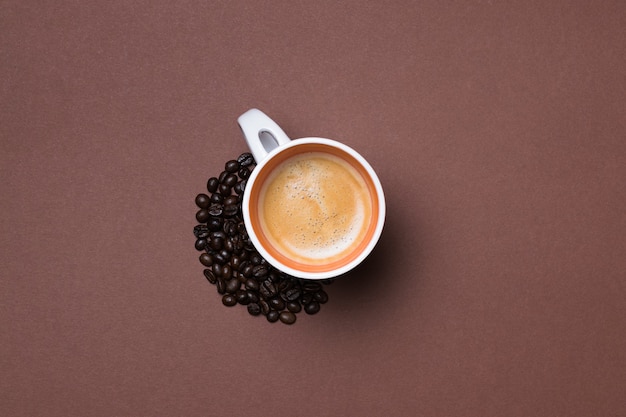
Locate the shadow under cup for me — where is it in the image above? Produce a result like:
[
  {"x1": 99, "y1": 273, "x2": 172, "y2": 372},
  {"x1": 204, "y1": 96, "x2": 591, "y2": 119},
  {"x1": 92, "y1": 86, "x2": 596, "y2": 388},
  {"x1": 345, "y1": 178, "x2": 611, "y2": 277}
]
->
[{"x1": 244, "y1": 140, "x2": 385, "y2": 279}]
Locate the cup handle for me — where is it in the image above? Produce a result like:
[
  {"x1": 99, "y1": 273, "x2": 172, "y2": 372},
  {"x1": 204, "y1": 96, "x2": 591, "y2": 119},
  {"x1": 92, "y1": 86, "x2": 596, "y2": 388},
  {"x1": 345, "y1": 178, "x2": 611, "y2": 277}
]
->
[{"x1": 237, "y1": 109, "x2": 291, "y2": 163}]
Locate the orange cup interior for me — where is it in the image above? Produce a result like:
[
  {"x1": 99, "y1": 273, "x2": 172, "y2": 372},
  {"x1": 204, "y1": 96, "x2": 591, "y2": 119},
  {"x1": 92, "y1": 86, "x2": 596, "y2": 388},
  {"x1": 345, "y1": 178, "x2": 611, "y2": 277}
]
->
[{"x1": 247, "y1": 142, "x2": 381, "y2": 274}]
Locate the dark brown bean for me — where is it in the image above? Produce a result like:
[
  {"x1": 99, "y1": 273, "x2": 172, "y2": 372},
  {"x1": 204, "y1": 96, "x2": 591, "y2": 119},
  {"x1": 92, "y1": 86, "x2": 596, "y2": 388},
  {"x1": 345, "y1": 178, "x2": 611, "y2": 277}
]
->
[
  {"x1": 216, "y1": 278, "x2": 226, "y2": 294},
  {"x1": 224, "y1": 195, "x2": 239, "y2": 206},
  {"x1": 209, "y1": 237, "x2": 223, "y2": 251},
  {"x1": 315, "y1": 290, "x2": 329, "y2": 304},
  {"x1": 247, "y1": 303, "x2": 261, "y2": 316},
  {"x1": 236, "y1": 289, "x2": 250, "y2": 305},
  {"x1": 304, "y1": 301, "x2": 320, "y2": 315},
  {"x1": 196, "y1": 209, "x2": 210, "y2": 223},
  {"x1": 281, "y1": 288, "x2": 301, "y2": 302},
  {"x1": 207, "y1": 177, "x2": 219, "y2": 193},
  {"x1": 218, "y1": 184, "x2": 231, "y2": 196},
  {"x1": 222, "y1": 265, "x2": 232, "y2": 280},
  {"x1": 279, "y1": 311, "x2": 297, "y2": 324},
  {"x1": 246, "y1": 290, "x2": 258, "y2": 303},
  {"x1": 225, "y1": 278, "x2": 240, "y2": 294},
  {"x1": 195, "y1": 193, "x2": 210, "y2": 208},
  {"x1": 259, "y1": 300, "x2": 270, "y2": 315},
  {"x1": 223, "y1": 204, "x2": 238, "y2": 217},
  {"x1": 199, "y1": 253, "x2": 213, "y2": 267},
  {"x1": 238, "y1": 167, "x2": 251, "y2": 179},
  {"x1": 223, "y1": 173, "x2": 238, "y2": 187},
  {"x1": 286, "y1": 301, "x2": 302, "y2": 313},
  {"x1": 203, "y1": 269, "x2": 217, "y2": 284},
  {"x1": 253, "y1": 265, "x2": 268, "y2": 278},
  {"x1": 225, "y1": 160, "x2": 240, "y2": 173},
  {"x1": 207, "y1": 217, "x2": 222, "y2": 232},
  {"x1": 237, "y1": 152, "x2": 254, "y2": 167},
  {"x1": 194, "y1": 238, "x2": 207, "y2": 251},
  {"x1": 245, "y1": 278, "x2": 259, "y2": 291},
  {"x1": 193, "y1": 224, "x2": 209, "y2": 239},
  {"x1": 266, "y1": 310, "x2": 279, "y2": 323},
  {"x1": 222, "y1": 294, "x2": 237, "y2": 306},
  {"x1": 269, "y1": 297, "x2": 285, "y2": 311}
]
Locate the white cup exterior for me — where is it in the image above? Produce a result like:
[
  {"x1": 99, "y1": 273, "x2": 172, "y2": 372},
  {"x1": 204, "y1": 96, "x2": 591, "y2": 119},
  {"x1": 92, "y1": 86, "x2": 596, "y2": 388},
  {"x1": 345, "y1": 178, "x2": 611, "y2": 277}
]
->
[{"x1": 238, "y1": 109, "x2": 385, "y2": 280}]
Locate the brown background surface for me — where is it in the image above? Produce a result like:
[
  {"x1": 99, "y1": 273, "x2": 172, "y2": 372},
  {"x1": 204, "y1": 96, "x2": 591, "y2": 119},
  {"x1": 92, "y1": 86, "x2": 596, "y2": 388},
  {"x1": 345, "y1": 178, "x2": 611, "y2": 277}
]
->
[{"x1": 1, "y1": 1, "x2": 625, "y2": 416}]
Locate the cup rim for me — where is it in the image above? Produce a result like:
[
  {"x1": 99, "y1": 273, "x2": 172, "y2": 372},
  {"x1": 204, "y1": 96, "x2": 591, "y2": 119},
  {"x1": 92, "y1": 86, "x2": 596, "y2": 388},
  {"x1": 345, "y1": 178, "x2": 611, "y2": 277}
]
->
[{"x1": 242, "y1": 137, "x2": 386, "y2": 280}]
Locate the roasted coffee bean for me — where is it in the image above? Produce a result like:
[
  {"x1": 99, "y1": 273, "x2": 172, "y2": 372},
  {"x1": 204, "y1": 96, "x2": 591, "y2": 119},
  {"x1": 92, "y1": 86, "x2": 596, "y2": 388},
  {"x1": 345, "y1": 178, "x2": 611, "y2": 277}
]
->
[
  {"x1": 218, "y1": 183, "x2": 231, "y2": 196},
  {"x1": 207, "y1": 177, "x2": 219, "y2": 193},
  {"x1": 286, "y1": 301, "x2": 302, "y2": 313},
  {"x1": 211, "y1": 231, "x2": 227, "y2": 240},
  {"x1": 195, "y1": 193, "x2": 210, "y2": 208},
  {"x1": 315, "y1": 290, "x2": 329, "y2": 304},
  {"x1": 241, "y1": 264, "x2": 254, "y2": 278},
  {"x1": 267, "y1": 271, "x2": 280, "y2": 282},
  {"x1": 203, "y1": 268, "x2": 217, "y2": 284},
  {"x1": 260, "y1": 280, "x2": 277, "y2": 299},
  {"x1": 212, "y1": 263, "x2": 223, "y2": 277},
  {"x1": 207, "y1": 217, "x2": 222, "y2": 232},
  {"x1": 225, "y1": 278, "x2": 240, "y2": 294},
  {"x1": 224, "y1": 195, "x2": 239, "y2": 207},
  {"x1": 223, "y1": 173, "x2": 238, "y2": 187},
  {"x1": 269, "y1": 297, "x2": 285, "y2": 311},
  {"x1": 210, "y1": 193, "x2": 223, "y2": 203},
  {"x1": 247, "y1": 302, "x2": 261, "y2": 316},
  {"x1": 237, "y1": 152, "x2": 254, "y2": 167},
  {"x1": 193, "y1": 224, "x2": 209, "y2": 239},
  {"x1": 281, "y1": 288, "x2": 301, "y2": 302},
  {"x1": 304, "y1": 301, "x2": 320, "y2": 315},
  {"x1": 303, "y1": 281, "x2": 322, "y2": 293},
  {"x1": 223, "y1": 204, "x2": 238, "y2": 217},
  {"x1": 278, "y1": 280, "x2": 291, "y2": 292},
  {"x1": 245, "y1": 278, "x2": 260, "y2": 291},
  {"x1": 253, "y1": 265, "x2": 268, "y2": 278},
  {"x1": 238, "y1": 167, "x2": 251, "y2": 180},
  {"x1": 196, "y1": 209, "x2": 210, "y2": 223},
  {"x1": 222, "y1": 294, "x2": 237, "y2": 306},
  {"x1": 247, "y1": 291, "x2": 259, "y2": 304},
  {"x1": 212, "y1": 251, "x2": 227, "y2": 264},
  {"x1": 219, "y1": 249, "x2": 230, "y2": 260},
  {"x1": 224, "y1": 238, "x2": 234, "y2": 253},
  {"x1": 250, "y1": 253, "x2": 263, "y2": 265},
  {"x1": 266, "y1": 310, "x2": 279, "y2": 323},
  {"x1": 199, "y1": 253, "x2": 213, "y2": 267},
  {"x1": 235, "y1": 179, "x2": 247, "y2": 195},
  {"x1": 225, "y1": 160, "x2": 240, "y2": 173},
  {"x1": 301, "y1": 293, "x2": 314, "y2": 305},
  {"x1": 222, "y1": 265, "x2": 232, "y2": 280},
  {"x1": 236, "y1": 289, "x2": 250, "y2": 305},
  {"x1": 231, "y1": 256, "x2": 242, "y2": 271},
  {"x1": 259, "y1": 300, "x2": 270, "y2": 315},
  {"x1": 195, "y1": 238, "x2": 207, "y2": 251},
  {"x1": 216, "y1": 278, "x2": 226, "y2": 294},
  {"x1": 218, "y1": 170, "x2": 229, "y2": 183},
  {"x1": 223, "y1": 220, "x2": 238, "y2": 236},
  {"x1": 279, "y1": 311, "x2": 297, "y2": 325},
  {"x1": 234, "y1": 237, "x2": 245, "y2": 252},
  {"x1": 208, "y1": 203, "x2": 223, "y2": 217},
  {"x1": 209, "y1": 237, "x2": 223, "y2": 251}
]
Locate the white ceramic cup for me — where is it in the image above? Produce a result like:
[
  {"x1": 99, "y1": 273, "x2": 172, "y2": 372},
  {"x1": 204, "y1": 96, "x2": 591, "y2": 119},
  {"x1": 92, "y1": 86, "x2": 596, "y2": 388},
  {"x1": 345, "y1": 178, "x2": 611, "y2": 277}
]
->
[{"x1": 238, "y1": 108, "x2": 385, "y2": 280}]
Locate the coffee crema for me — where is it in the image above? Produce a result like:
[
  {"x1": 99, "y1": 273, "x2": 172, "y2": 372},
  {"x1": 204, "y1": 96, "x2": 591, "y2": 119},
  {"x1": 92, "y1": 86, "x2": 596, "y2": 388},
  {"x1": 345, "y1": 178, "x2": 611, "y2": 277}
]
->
[{"x1": 257, "y1": 151, "x2": 373, "y2": 266}]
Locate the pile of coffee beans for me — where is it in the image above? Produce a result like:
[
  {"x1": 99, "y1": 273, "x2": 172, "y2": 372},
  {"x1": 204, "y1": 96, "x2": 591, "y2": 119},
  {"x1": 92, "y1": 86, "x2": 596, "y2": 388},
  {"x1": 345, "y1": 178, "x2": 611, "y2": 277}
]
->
[{"x1": 193, "y1": 152, "x2": 332, "y2": 325}]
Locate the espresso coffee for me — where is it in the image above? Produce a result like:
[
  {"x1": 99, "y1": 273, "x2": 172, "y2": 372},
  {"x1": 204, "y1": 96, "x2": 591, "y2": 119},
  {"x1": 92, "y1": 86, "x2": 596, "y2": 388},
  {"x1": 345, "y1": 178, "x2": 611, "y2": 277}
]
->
[{"x1": 257, "y1": 151, "x2": 373, "y2": 266}]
